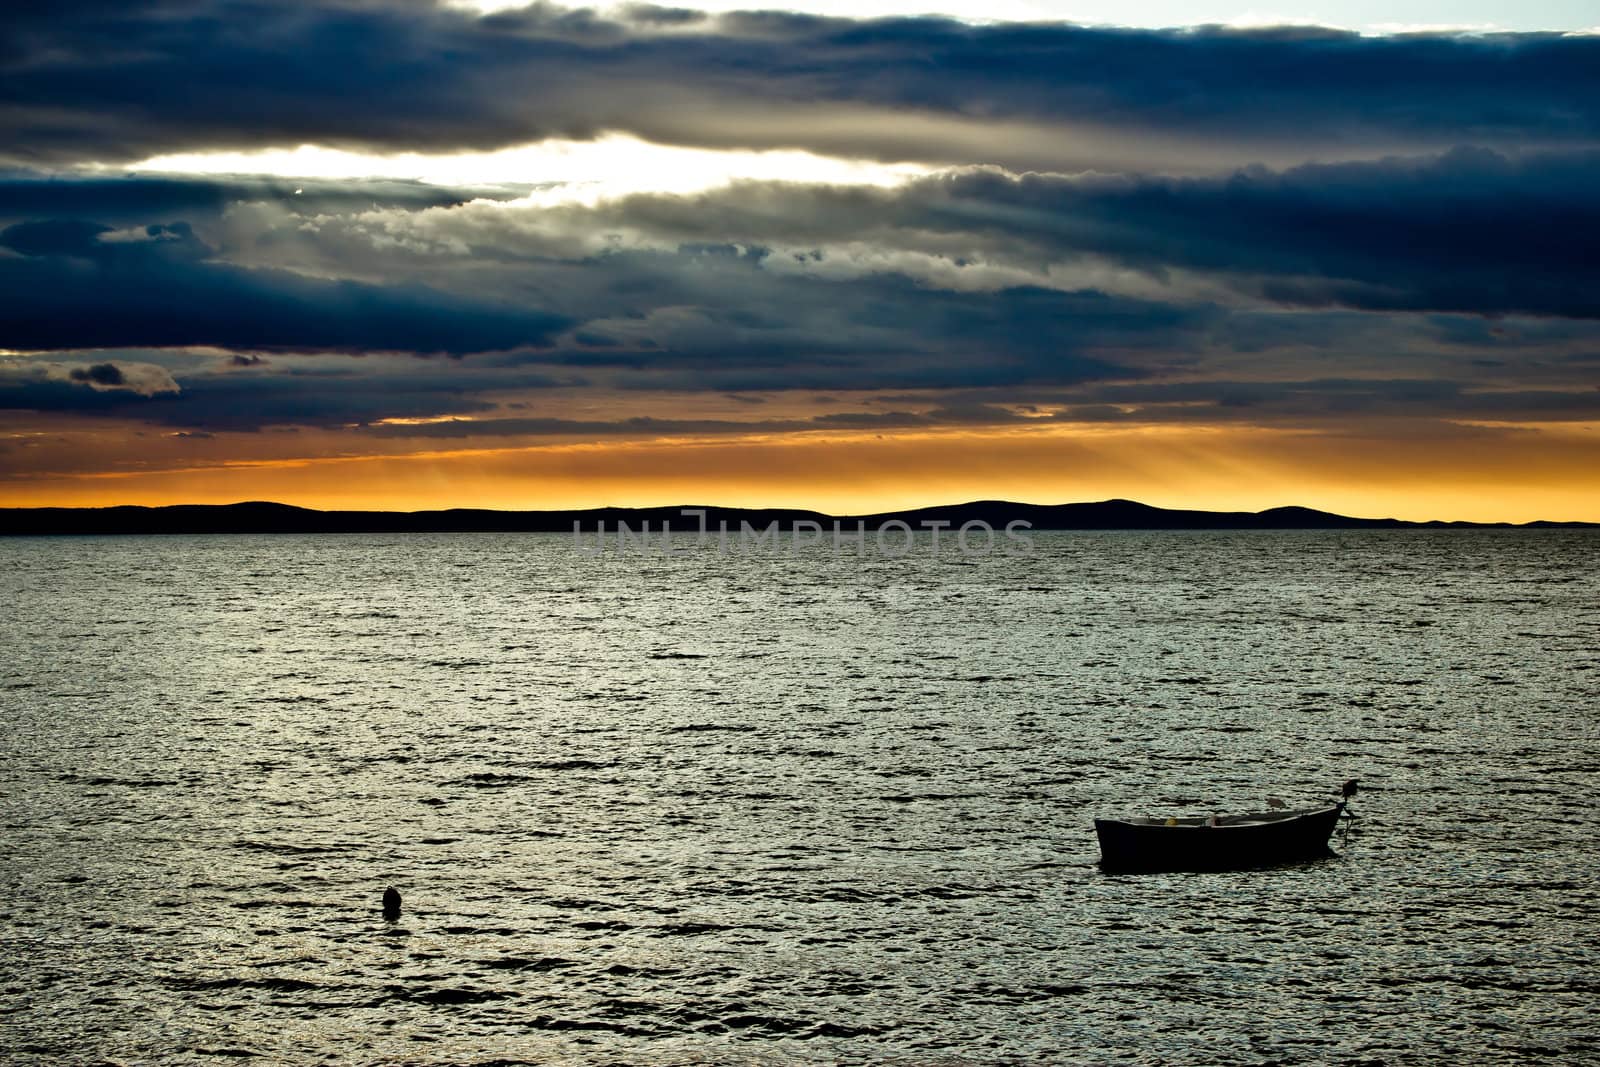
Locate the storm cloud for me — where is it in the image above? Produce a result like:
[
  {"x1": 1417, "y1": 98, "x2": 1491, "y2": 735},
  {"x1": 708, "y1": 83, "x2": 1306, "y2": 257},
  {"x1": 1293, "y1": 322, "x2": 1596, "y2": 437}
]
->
[
  {"x1": 3, "y1": 2, "x2": 1598, "y2": 466},
  {"x1": 292, "y1": 147, "x2": 1598, "y2": 320},
  {"x1": 0, "y1": 172, "x2": 532, "y2": 228},
  {"x1": 2, "y1": 2, "x2": 1598, "y2": 171},
  {"x1": 0, "y1": 217, "x2": 571, "y2": 355}
]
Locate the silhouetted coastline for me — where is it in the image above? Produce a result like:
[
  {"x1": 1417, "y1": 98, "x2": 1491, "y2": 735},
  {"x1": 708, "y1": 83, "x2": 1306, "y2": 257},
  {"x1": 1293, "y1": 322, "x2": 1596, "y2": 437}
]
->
[{"x1": 1, "y1": 498, "x2": 1594, "y2": 536}]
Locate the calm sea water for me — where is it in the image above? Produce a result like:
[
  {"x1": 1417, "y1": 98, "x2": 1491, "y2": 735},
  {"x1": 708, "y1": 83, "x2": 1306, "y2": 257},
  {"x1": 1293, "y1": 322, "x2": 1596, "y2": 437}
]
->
[{"x1": 1, "y1": 531, "x2": 1596, "y2": 1065}]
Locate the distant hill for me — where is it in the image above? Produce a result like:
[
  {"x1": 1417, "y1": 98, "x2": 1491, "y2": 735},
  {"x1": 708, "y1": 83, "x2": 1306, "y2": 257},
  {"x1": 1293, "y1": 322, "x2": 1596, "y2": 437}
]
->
[{"x1": 1, "y1": 499, "x2": 1593, "y2": 535}]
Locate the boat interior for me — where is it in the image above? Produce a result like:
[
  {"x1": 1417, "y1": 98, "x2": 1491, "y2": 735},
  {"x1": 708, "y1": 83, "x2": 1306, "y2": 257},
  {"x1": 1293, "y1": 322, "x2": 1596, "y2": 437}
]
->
[{"x1": 1115, "y1": 806, "x2": 1334, "y2": 827}]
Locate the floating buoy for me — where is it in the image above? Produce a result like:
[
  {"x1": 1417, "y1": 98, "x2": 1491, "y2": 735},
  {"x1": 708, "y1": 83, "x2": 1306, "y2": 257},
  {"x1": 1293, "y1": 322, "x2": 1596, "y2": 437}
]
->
[{"x1": 382, "y1": 886, "x2": 401, "y2": 920}]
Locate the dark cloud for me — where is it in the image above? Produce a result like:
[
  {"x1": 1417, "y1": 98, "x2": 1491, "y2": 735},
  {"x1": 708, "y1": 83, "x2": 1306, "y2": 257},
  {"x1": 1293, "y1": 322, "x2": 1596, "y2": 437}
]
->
[
  {"x1": 2, "y1": 7, "x2": 1596, "y2": 442},
  {"x1": 0, "y1": 351, "x2": 563, "y2": 425},
  {"x1": 0, "y1": 218, "x2": 112, "y2": 257},
  {"x1": 0, "y1": 376, "x2": 132, "y2": 414},
  {"x1": 0, "y1": 356, "x2": 181, "y2": 409},
  {"x1": 297, "y1": 379, "x2": 1600, "y2": 439},
  {"x1": 348, "y1": 404, "x2": 1027, "y2": 440},
  {"x1": 0, "y1": 269, "x2": 1186, "y2": 428},
  {"x1": 150, "y1": 361, "x2": 569, "y2": 429},
  {"x1": 928, "y1": 147, "x2": 1600, "y2": 319},
  {"x1": 228, "y1": 147, "x2": 1594, "y2": 326},
  {"x1": 10, "y1": 156, "x2": 1598, "y2": 430},
  {"x1": 69, "y1": 361, "x2": 123, "y2": 386},
  {"x1": 408, "y1": 148, "x2": 1592, "y2": 320},
  {"x1": 0, "y1": 172, "x2": 532, "y2": 228},
  {"x1": 2, "y1": 3, "x2": 1596, "y2": 170},
  {"x1": 529, "y1": 269, "x2": 1190, "y2": 392},
  {"x1": 0, "y1": 217, "x2": 571, "y2": 355}
]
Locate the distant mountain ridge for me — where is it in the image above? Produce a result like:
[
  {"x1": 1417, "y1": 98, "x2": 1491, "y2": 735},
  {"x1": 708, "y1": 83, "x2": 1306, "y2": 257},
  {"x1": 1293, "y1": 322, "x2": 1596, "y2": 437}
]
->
[{"x1": 1, "y1": 499, "x2": 1593, "y2": 535}]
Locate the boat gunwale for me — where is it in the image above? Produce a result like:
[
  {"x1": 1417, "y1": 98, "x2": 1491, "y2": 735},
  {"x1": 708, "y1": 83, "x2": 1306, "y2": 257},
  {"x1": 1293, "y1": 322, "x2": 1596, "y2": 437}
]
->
[{"x1": 1095, "y1": 803, "x2": 1343, "y2": 830}]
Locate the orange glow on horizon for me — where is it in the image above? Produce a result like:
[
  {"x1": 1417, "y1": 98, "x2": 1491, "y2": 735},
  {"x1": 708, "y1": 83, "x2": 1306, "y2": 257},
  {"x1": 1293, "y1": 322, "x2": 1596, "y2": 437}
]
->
[{"x1": 4, "y1": 420, "x2": 1599, "y2": 523}]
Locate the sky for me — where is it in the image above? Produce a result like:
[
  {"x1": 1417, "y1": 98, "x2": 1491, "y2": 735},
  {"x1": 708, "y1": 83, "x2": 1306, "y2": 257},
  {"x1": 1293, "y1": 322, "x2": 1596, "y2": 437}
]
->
[{"x1": 2, "y1": 1, "x2": 1598, "y2": 520}]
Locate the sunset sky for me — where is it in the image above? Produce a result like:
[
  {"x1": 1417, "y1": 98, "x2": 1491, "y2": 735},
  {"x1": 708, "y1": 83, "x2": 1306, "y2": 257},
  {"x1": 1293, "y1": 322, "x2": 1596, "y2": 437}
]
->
[{"x1": 2, "y1": 1, "x2": 1598, "y2": 520}]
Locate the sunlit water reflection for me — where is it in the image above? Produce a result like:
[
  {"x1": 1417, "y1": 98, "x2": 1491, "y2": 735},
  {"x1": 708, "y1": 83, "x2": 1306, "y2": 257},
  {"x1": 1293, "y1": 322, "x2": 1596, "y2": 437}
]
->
[{"x1": 2, "y1": 531, "x2": 1596, "y2": 1064}]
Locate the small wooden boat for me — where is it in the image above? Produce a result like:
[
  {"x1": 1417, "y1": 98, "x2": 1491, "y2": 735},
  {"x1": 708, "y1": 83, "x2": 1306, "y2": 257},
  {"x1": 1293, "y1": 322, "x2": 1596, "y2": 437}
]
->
[{"x1": 1095, "y1": 803, "x2": 1346, "y2": 872}]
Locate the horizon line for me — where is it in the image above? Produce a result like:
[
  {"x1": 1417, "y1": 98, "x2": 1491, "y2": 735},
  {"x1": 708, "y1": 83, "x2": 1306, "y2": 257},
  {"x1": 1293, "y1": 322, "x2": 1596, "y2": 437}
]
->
[{"x1": 3, "y1": 497, "x2": 1597, "y2": 531}]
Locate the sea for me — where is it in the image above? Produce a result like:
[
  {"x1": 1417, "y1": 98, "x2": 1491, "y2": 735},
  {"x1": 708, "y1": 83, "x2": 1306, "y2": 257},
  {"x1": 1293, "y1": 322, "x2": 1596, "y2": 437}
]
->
[{"x1": 1, "y1": 530, "x2": 1596, "y2": 1065}]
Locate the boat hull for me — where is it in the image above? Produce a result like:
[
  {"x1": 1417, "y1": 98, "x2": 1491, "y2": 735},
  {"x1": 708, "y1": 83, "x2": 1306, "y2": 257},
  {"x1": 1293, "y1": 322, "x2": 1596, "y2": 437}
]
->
[{"x1": 1095, "y1": 804, "x2": 1344, "y2": 872}]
